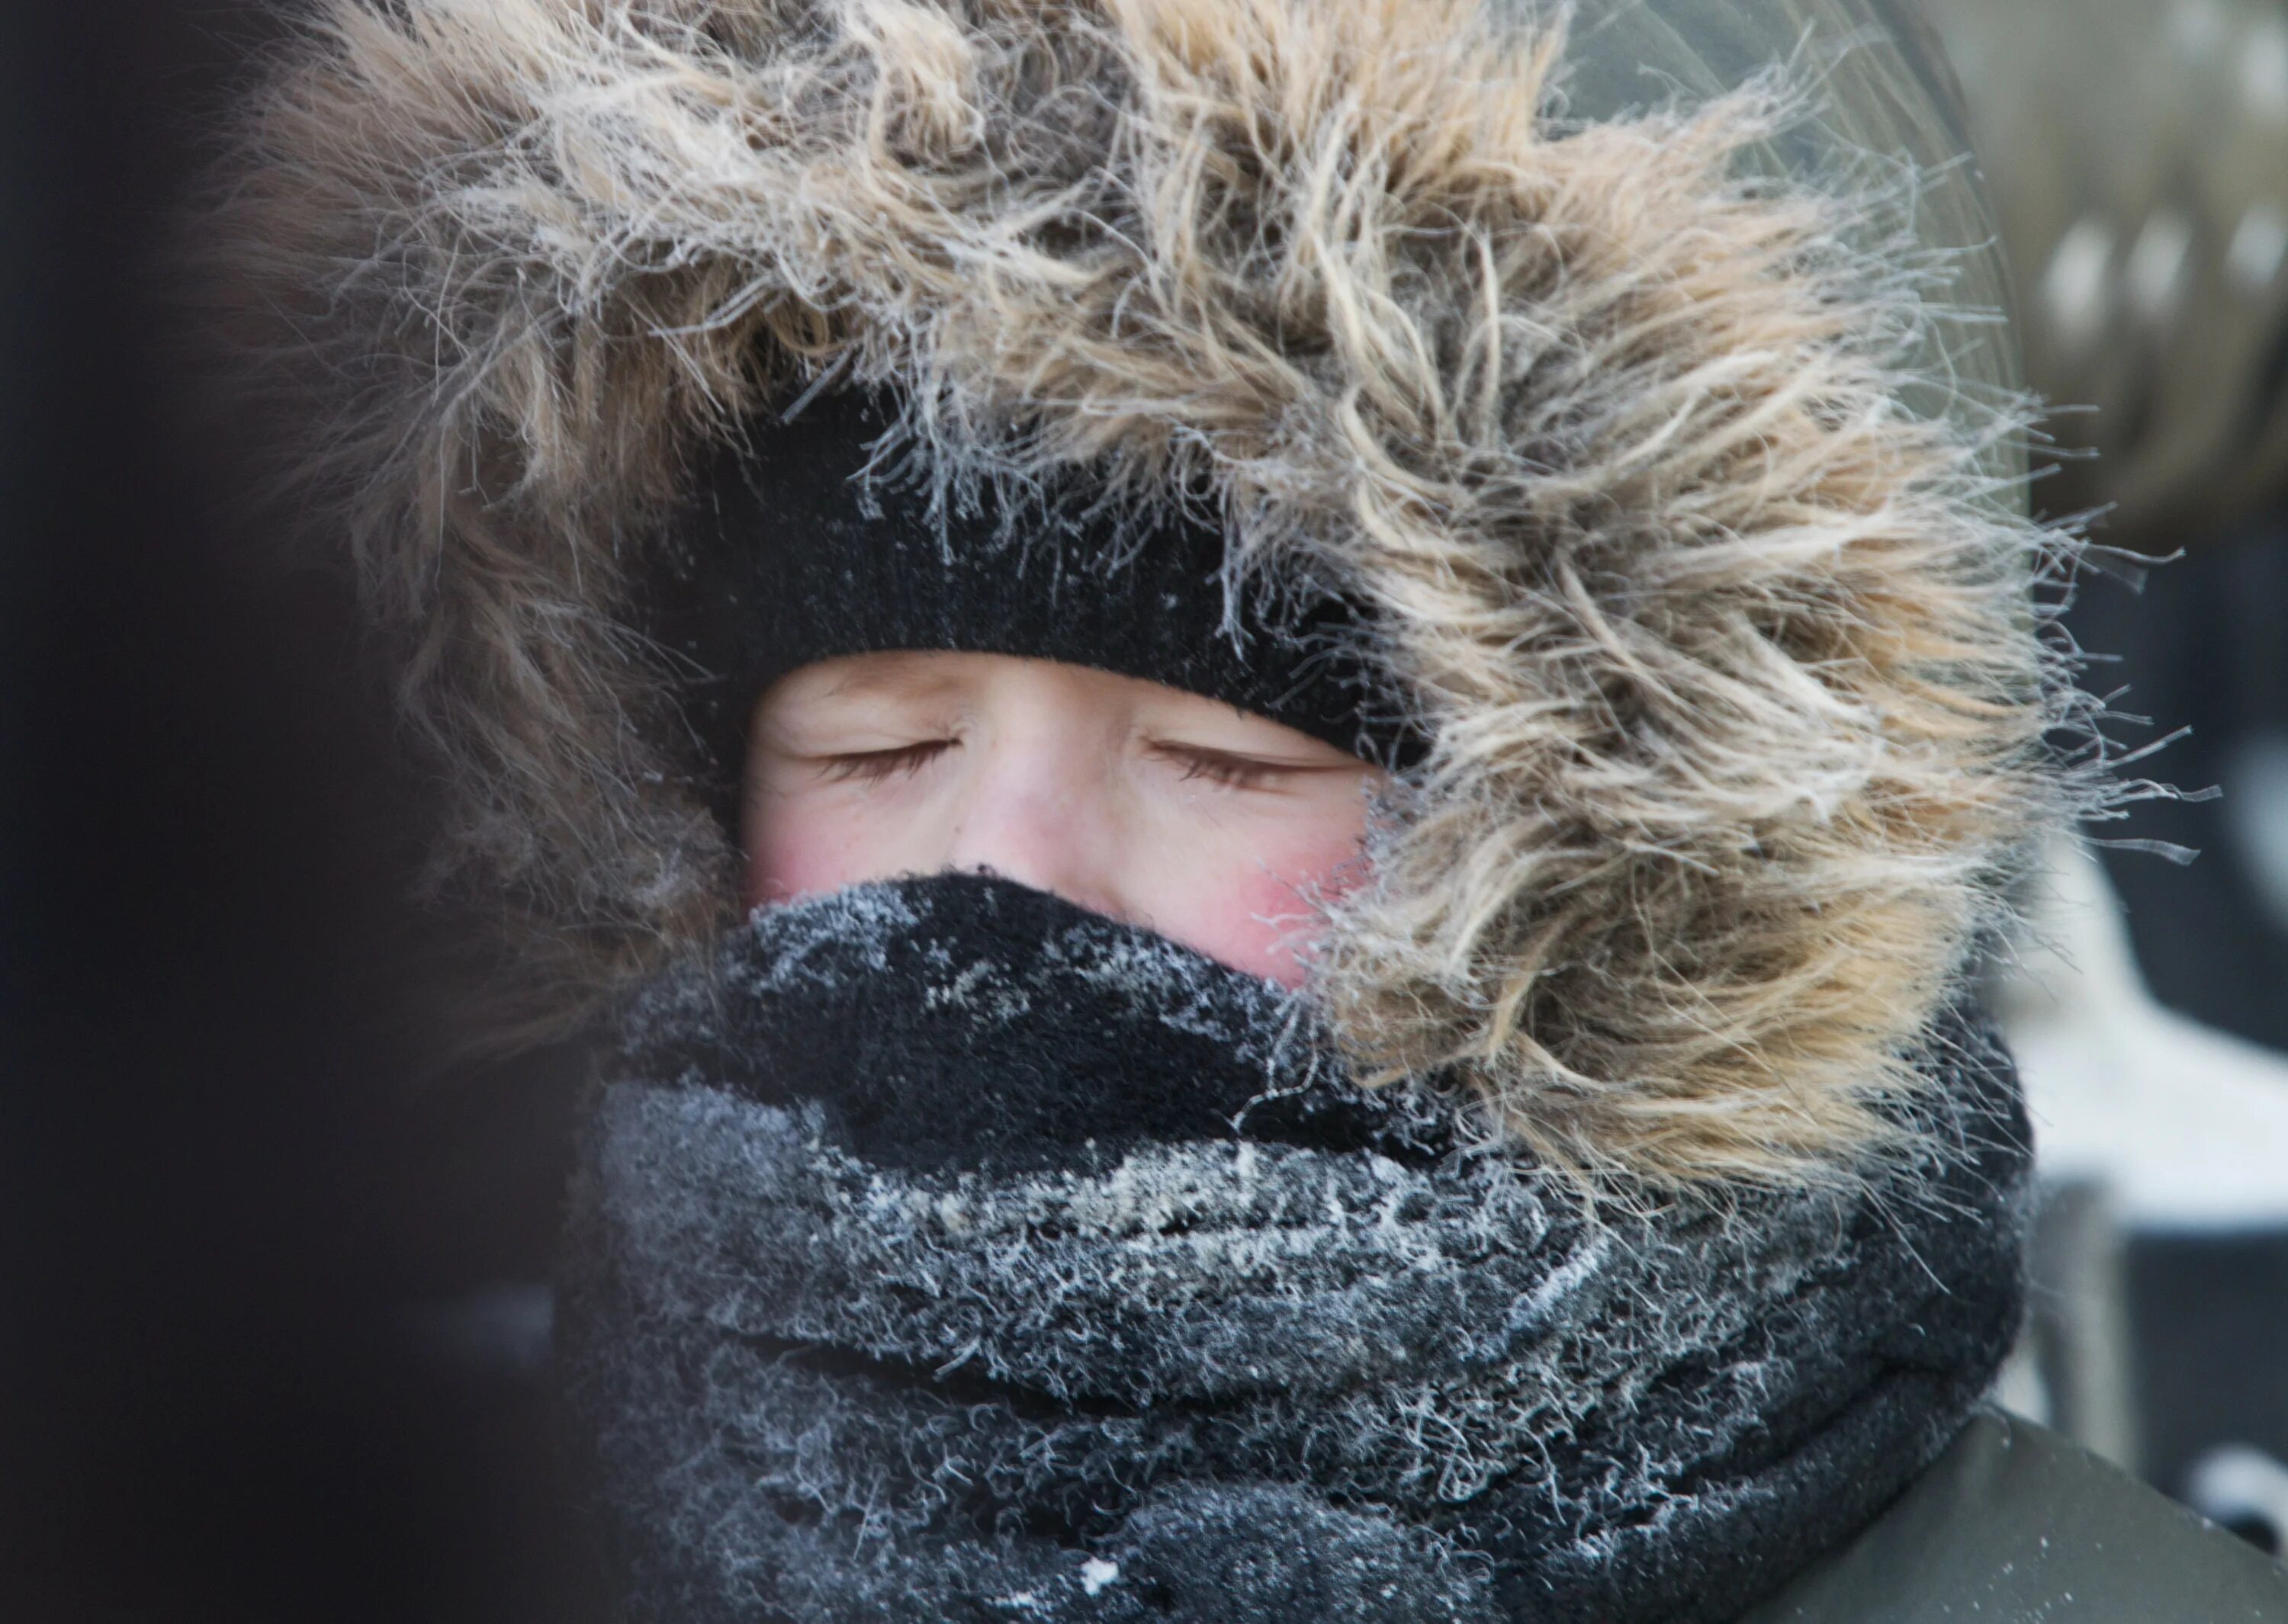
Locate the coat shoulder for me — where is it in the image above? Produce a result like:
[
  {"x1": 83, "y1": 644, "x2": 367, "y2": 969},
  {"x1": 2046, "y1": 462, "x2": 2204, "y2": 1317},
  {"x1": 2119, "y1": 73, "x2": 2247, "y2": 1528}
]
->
[{"x1": 1740, "y1": 1407, "x2": 2288, "y2": 1622}]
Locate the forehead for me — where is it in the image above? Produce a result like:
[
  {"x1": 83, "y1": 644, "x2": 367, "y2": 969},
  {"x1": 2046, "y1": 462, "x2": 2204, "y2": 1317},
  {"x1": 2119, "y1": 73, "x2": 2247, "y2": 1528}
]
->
[
  {"x1": 773, "y1": 650, "x2": 1207, "y2": 710},
  {"x1": 802, "y1": 650, "x2": 974, "y2": 699}
]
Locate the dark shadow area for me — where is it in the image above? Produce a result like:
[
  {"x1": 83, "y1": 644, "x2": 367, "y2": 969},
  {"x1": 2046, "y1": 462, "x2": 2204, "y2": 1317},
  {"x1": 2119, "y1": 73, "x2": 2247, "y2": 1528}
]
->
[
  {"x1": 2132, "y1": 1233, "x2": 2288, "y2": 1516},
  {"x1": 2068, "y1": 520, "x2": 2288, "y2": 1054},
  {"x1": 0, "y1": 5, "x2": 598, "y2": 1619}
]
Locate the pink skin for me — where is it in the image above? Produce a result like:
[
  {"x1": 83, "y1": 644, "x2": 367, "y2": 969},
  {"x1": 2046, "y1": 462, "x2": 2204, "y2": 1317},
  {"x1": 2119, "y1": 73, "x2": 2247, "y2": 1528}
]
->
[{"x1": 742, "y1": 652, "x2": 1386, "y2": 987}]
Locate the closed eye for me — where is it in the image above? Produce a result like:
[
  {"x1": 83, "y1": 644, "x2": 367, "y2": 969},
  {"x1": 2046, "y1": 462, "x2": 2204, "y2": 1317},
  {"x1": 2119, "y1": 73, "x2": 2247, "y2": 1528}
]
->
[
  {"x1": 815, "y1": 739, "x2": 956, "y2": 785},
  {"x1": 1151, "y1": 742, "x2": 1312, "y2": 791}
]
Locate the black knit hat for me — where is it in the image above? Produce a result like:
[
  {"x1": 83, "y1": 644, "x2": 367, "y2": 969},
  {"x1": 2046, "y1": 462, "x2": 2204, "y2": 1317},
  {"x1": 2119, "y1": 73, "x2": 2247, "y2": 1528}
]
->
[{"x1": 651, "y1": 388, "x2": 1408, "y2": 802}]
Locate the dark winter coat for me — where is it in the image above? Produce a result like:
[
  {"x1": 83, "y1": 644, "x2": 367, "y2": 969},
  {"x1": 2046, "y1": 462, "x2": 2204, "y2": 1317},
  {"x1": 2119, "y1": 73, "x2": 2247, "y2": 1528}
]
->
[{"x1": 1746, "y1": 1411, "x2": 2288, "y2": 1622}]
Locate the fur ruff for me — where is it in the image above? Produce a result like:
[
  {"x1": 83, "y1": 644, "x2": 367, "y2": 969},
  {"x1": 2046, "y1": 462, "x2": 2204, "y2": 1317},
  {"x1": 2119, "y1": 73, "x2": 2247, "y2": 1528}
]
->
[{"x1": 208, "y1": 0, "x2": 2081, "y2": 1178}]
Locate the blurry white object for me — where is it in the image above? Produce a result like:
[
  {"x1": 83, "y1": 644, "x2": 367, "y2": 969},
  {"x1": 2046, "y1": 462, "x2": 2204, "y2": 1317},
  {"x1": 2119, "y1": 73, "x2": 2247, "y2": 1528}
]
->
[
  {"x1": 2223, "y1": 729, "x2": 2288, "y2": 932},
  {"x1": 1997, "y1": 838, "x2": 2288, "y2": 1228},
  {"x1": 2186, "y1": 1445, "x2": 2288, "y2": 1553},
  {"x1": 2023, "y1": 1179, "x2": 2142, "y2": 1471}
]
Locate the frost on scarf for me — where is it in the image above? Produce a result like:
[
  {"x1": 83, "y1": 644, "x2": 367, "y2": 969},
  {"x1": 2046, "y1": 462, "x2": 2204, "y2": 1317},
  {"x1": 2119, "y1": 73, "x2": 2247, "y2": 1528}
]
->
[{"x1": 559, "y1": 875, "x2": 2029, "y2": 1624}]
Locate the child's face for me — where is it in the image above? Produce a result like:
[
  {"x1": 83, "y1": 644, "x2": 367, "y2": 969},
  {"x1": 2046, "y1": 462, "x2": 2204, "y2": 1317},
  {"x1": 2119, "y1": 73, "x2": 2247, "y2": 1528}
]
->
[{"x1": 743, "y1": 651, "x2": 1384, "y2": 986}]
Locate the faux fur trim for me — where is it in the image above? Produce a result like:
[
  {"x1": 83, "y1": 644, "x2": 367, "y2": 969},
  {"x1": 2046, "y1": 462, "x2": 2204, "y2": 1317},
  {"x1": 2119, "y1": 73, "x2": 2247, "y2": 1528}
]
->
[{"x1": 206, "y1": 0, "x2": 2081, "y2": 1179}]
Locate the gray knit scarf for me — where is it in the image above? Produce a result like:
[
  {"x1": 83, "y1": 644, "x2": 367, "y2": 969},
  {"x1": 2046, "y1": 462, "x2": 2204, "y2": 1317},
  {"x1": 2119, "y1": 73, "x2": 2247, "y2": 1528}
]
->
[{"x1": 558, "y1": 873, "x2": 2029, "y2": 1624}]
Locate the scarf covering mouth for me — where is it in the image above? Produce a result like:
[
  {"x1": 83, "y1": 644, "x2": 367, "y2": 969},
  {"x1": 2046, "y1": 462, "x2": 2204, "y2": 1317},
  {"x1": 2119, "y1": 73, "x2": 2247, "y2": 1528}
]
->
[{"x1": 559, "y1": 873, "x2": 2029, "y2": 1624}]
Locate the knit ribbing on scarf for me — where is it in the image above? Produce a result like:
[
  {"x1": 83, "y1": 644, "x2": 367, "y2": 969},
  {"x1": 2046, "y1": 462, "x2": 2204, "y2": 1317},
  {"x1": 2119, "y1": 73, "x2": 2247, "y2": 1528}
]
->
[{"x1": 557, "y1": 874, "x2": 2029, "y2": 1624}]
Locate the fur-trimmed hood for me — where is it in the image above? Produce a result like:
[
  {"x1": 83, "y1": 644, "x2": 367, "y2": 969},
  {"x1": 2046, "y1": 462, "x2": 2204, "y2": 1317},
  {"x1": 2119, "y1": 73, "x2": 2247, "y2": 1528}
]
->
[{"x1": 208, "y1": 0, "x2": 2082, "y2": 1180}]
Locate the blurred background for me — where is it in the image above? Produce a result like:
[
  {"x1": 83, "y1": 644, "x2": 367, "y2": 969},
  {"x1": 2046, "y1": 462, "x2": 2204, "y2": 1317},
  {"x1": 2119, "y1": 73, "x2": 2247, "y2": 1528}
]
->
[
  {"x1": 1924, "y1": 0, "x2": 2288, "y2": 1555},
  {"x1": 3, "y1": 2, "x2": 2284, "y2": 1618}
]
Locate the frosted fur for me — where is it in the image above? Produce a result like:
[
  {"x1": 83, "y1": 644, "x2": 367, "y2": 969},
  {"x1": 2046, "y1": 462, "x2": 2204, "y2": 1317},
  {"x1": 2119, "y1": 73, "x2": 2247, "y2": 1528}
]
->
[
  {"x1": 209, "y1": 0, "x2": 2076, "y2": 1177},
  {"x1": 560, "y1": 876, "x2": 2033, "y2": 1622}
]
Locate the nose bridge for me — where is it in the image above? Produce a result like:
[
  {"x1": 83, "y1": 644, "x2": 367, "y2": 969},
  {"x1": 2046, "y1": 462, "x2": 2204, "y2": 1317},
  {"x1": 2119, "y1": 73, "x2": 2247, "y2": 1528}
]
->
[{"x1": 945, "y1": 714, "x2": 1126, "y2": 916}]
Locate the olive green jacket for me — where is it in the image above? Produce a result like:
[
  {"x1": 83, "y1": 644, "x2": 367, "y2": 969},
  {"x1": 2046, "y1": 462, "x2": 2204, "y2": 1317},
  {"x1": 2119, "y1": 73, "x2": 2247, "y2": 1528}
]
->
[{"x1": 1743, "y1": 1410, "x2": 2288, "y2": 1622}]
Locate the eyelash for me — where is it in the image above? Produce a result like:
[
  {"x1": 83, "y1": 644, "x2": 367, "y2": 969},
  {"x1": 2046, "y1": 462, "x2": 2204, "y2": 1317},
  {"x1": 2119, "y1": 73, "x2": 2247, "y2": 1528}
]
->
[
  {"x1": 817, "y1": 740, "x2": 955, "y2": 785},
  {"x1": 1158, "y1": 744, "x2": 1287, "y2": 791},
  {"x1": 811, "y1": 740, "x2": 1294, "y2": 791}
]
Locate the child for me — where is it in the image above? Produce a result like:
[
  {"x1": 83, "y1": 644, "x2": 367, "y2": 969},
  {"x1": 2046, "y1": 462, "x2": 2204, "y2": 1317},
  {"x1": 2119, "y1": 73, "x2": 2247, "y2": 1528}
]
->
[
  {"x1": 741, "y1": 648, "x2": 1383, "y2": 983},
  {"x1": 210, "y1": 0, "x2": 2288, "y2": 1618}
]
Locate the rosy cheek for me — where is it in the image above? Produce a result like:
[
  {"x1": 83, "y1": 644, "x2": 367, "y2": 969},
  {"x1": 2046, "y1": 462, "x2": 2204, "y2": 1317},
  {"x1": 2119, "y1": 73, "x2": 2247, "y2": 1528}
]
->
[
  {"x1": 1177, "y1": 829, "x2": 1372, "y2": 989},
  {"x1": 744, "y1": 800, "x2": 877, "y2": 911}
]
